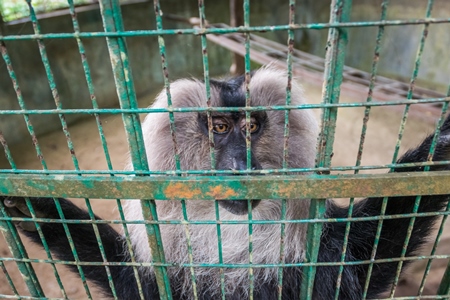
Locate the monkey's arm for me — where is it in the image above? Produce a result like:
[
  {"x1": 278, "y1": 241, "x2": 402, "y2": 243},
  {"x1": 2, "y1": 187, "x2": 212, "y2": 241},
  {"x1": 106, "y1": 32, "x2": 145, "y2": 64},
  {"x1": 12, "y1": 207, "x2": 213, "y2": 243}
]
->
[
  {"x1": 1, "y1": 196, "x2": 158, "y2": 299},
  {"x1": 316, "y1": 115, "x2": 450, "y2": 299}
]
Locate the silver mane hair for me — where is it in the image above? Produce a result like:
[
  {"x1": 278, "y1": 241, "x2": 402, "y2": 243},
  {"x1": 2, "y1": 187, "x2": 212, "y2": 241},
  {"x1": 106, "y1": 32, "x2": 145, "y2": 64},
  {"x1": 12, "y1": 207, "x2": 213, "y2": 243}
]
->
[{"x1": 124, "y1": 66, "x2": 319, "y2": 298}]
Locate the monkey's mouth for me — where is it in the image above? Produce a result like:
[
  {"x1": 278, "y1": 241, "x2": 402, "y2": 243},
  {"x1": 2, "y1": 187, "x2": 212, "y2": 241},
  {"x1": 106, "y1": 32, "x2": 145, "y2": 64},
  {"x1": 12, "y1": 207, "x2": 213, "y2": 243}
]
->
[{"x1": 217, "y1": 199, "x2": 261, "y2": 215}]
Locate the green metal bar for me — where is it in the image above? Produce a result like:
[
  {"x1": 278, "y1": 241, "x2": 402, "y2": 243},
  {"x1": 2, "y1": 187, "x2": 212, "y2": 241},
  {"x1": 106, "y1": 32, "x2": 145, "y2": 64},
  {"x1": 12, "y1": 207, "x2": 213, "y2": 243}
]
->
[
  {"x1": 25, "y1": 0, "x2": 81, "y2": 171},
  {"x1": 213, "y1": 200, "x2": 226, "y2": 299},
  {"x1": 277, "y1": 0, "x2": 296, "y2": 297},
  {"x1": 0, "y1": 55, "x2": 66, "y2": 294},
  {"x1": 1, "y1": 159, "x2": 450, "y2": 176},
  {"x1": 0, "y1": 236, "x2": 449, "y2": 264},
  {"x1": 0, "y1": 259, "x2": 19, "y2": 297},
  {"x1": 347, "y1": 2, "x2": 390, "y2": 298},
  {"x1": 153, "y1": 0, "x2": 193, "y2": 297},
  {"x1": 1, "y1": 96, "x2": 450, "y2": 115},
  {"x1": 68, "y1": 0, "x2": 144, "y2": 295},
  {"x1": 0, "y1": 37, "x2": 48, "y2": 170},
  {"x1": 415, "y1": 99, "x2": 450, "y2": 296},
  {"x1": 23, "y1": 3, "x2": 94, "y2": 294},
  {"x1": 424, "y1": 199, "x2": 450, "y2": 296},
  {"x1": 197, "y1": 0, "x2": 216, "y2": 171},
  {"x1": 83, "y1": 198, "x2": 119, "y2": 299},
  {"x1": 361, "y1": 195, "x2": 389, "y2": 299},
  {"x1": 50, "y1": 197, "x2": 94, "y2": 299},
  {"x1": 301, "y1": 0, "x2": 352, "y2": 298},
  {"x1": 196, "y1": 1, "x2": 224, "y2": 298},
  {"x1": 66, "y1": 1, "x2": 122, "y2": 297},
  {"x1": 22, "y1": 198, "x2": 68, "y2": 298},
  {"x1": 0, "y1": 132, "x2": 44, "y2": 297},
  {"x1": 241, "y1": 1, "x2": 255, "y2": 297},
  {"x1": 434, "y1": 86, "x2": 450, "y2": 296},
  {"x1": 115, "y1": 197, "x2": 146, "y2": 300},
  {"x1": 437, "y1": 251, "x2": 450, "y2": 295},
  {"x1": 98, "y1": 1, "x2": 171, "y2": 299},
  {"x1": 66, "y1": 0, "x2": 115, "y2": 172},
  {"x1": 390, "y1": 0, "x2": 434, "y2": 165},
  {"x1": 0, "y1": 203, "x2": 43, "y2": 297},
  {"x1": 2, "y1": 210, "x2": 449, "y2": 228},
  {"x1": 180, "y1": 200, "x2": 198, "y2": 299},
  {"x1": 153, "y1": 0, "x2": 180, "y2": 172},
  {"x1": 388, "y1": 1, "x2": 435, "y2": 296},
  {"x1": 1, "y1": 18, "x2": 450, "y2": 41},
  {"x1": 2, "y1": 171, "x2": 450, "y2": 200}
]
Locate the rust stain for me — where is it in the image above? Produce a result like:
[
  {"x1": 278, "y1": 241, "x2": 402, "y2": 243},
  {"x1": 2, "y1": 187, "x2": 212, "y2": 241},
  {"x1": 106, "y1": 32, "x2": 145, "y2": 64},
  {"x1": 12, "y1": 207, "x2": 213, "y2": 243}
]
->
[
  {"x1": 205, "y1": 185, "x2": 238, "y2": 199},
  {"x1": 164, "y1": 182, "x2": 202, "y2": 199},
  {"x1": 277, "y1": 184, "x2": 297, "y2": 198}
]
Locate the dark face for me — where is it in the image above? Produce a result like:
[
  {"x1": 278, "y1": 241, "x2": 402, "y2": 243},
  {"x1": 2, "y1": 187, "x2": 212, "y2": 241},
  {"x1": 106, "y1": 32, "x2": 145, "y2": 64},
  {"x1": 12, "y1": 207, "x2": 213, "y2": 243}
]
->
[{"x1": 198, "y1": 112, "x2": 265, "y2": 215}]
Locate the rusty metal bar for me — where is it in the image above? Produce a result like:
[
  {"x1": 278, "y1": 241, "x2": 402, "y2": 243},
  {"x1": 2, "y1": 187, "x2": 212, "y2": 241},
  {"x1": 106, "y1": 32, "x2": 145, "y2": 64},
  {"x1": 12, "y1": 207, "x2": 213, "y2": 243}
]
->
[{"x1": 1, "y1": 171, "x2": 450, "y2": 200}]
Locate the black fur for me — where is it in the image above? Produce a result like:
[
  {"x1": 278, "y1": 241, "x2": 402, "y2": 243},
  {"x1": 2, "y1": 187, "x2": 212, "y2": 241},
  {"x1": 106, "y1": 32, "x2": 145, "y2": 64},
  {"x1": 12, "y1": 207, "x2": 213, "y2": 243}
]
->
[{"x1": 2, "y1": 114, "x2": 450, "y2": 299}]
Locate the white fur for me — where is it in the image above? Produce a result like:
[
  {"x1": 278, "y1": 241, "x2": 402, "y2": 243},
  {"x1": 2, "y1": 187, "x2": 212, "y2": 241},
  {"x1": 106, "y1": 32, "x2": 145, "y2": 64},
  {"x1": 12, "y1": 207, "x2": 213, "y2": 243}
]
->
[{"x1": 123, "y1": 66, "x2": 318, "y2": 297}]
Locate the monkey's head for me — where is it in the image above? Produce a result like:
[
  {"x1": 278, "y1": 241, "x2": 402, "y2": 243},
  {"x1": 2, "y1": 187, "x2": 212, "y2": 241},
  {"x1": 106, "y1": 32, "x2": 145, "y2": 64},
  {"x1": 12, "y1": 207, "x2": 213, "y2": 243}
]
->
[{"x1": 141, "y1": 66, "x2": 318, "y2": 215}]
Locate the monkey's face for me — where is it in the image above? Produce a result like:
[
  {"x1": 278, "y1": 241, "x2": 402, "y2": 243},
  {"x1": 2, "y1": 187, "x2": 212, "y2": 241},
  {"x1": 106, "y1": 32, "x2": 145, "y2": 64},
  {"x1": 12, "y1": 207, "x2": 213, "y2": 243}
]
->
[
  {"x1": 143, "y1": 67, "x2": 318, "y2": 216},
  {"x1": 198, "y1": 112, "x2": 266, "y2": 215}
]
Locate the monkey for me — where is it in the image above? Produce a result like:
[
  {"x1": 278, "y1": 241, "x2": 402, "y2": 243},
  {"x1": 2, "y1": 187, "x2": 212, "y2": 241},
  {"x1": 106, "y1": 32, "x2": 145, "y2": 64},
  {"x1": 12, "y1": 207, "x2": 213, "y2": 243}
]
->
[{"x1": 2, "y1": 66, "x2": 450, "y2": 299}]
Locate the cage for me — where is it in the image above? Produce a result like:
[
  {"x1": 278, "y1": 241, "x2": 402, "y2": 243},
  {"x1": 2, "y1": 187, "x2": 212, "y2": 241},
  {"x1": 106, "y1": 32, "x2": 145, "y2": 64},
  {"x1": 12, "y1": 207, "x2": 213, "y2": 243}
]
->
[{"x1": 0, "y1": 0, "x2": 450, "y2": 299}]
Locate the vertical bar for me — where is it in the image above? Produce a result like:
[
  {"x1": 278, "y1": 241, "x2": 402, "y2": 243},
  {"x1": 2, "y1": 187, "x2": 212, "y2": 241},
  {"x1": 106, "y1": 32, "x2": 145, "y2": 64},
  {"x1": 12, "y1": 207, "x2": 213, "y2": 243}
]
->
[
  {"x1": 229, "y1": 0, "x2": 245, "y2": 75},
  {"x1": 438, "y1": 242, "x2": 450, "y2": 295},
  {"x1": 196, "y1": 1, "x2": 226, "y2": 298},
  {"x1": 180, "y1": 200, "x2": 198, "y2": 299},
  {"x1": 0, "y1": 260, "x2": 20, "y2": 297},
  {"x1": 390, "y1": 0, "x2": 434, "y2": 163},
  {"x1": 25, "y1": 0, "x2": 81, "y2": 171},
  {"x1": 339, "y1": 1, "x2": 389, "y2": 298},
  {"x1": 153, "y1": 0, "x2": 181, "y2": 172},
  {"x1": 99, "y1": 1, "x2": 172, "y2": 299},
  {"x1": 153, "y1": 0, "x2": 198, "y2": 297},
  {"x1": 67, "y1": 2, "x2": 146, "y2": 296},
  {"x1": 25, "y1": 1, "x2": 96, "y2": 296},
  {"x1": 0, "y1": 134, "x2": 43, "y2": 297},
  {"x1": 214, "y1": 200, "x2": 226, "y2": 299},
  {"x1": 1, "y1": 25, "x2": 68, "y2": 299},
  {"x1": 0, "y1": 207, "x2": 44, "y2": 297},
  {"x1": 197, "y1": 0, "x2": 216, "y2": 171},
  {"x1": 0, "y1": 36, "x2": 48, "y2": 171},
  {"x1": 388, "y1": 1, "x2": 435, "y2": 296},
  {"x1": 278, "y1": 0, "x2": 296, "y2": 297},
  {"x1": 23, "y1": 197, "x2": 69, "y2": 298},
  {"x1": 426, "y1": 85, "x2": 450, "y2": 296},
  {"x1": 242, "y1": 0, "x2": 255, "y2": 298},
  {"x1": 66, "y1": 1, "x2": 121, "y2": 298},
  {"x1": 301, "y1": 0, "x2": 352, "y2": 298},
  {"x1": 431, "y1": 201, "x2": 450, "y2": 296}
]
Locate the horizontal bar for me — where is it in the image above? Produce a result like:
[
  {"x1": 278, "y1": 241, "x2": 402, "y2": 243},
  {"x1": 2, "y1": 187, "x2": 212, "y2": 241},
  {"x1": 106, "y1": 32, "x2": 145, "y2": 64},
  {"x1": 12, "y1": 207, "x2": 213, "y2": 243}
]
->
[
  {"x1": 0, "y1": 97, "x2": 449, "y2": 115},
  {"x1": 1, "y1": 171, "x2": 450, "y2": 199},
  {"x1": 1, "y1": 160, "x2": 449, "y2": 175},
  {"x1": 1, "y1": 253, "x2": 450, "y2": 268},
  {"x1": 1, "y1": 18, "x2": 449, "y2": 41},
  {"x1": 2, "y1": 210, "x2": 449, "y2": 226}
]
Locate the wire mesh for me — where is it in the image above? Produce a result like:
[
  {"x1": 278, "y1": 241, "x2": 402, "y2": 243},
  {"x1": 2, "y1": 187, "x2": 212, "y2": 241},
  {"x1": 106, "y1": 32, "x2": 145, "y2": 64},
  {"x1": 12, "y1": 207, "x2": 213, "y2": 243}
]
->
[{"x1": 0, "y1": 0, "x2": 450, "y2": 299}]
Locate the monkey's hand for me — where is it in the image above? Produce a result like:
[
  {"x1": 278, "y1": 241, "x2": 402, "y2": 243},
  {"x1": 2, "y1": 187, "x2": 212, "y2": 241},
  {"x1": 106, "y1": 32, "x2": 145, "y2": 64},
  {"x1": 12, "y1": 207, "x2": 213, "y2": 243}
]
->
[{"x1": 1, "y1": 196, "x2": 47, "y2": 232}]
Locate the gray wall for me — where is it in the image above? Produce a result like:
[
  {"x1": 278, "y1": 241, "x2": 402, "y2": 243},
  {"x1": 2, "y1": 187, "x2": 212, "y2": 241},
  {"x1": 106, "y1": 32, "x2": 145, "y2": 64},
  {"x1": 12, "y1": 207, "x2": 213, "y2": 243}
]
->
[{"x1": 1, "y1": 0, "x2": 449, "y2": 145}]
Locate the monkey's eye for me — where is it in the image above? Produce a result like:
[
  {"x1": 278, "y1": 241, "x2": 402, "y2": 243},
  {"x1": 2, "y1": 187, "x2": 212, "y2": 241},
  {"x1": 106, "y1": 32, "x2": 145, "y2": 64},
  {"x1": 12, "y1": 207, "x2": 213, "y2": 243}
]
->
[
  {"x1": 242, "y1": 122, "x2": 259, "y2": 133},
  {"x1": 213, "y1": 124, "x2": 229, "y2": 134},
  {"x1": 249, "y1": 123, "x2": 259, "y2": 133}
]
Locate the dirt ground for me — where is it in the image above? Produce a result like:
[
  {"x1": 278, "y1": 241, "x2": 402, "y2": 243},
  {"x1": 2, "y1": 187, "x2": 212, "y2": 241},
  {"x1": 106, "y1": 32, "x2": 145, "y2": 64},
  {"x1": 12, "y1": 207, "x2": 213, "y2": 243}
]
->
[{"x1": 0, "y1": 81, "x2": 449, "y2": 299}]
